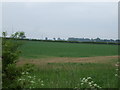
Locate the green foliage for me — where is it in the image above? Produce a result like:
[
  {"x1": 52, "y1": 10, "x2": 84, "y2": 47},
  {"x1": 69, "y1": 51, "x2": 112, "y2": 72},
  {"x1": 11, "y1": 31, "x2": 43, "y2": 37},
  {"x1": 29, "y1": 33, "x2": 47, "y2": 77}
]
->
[
  {"x1": 11, "y1": 32, "x2": 26, "y2": 39},
  {"x1": 21, "y1": 63, "x2": 36, "y2": 73},
  {"x1": 16, "y1": 64, "x2": 45, "y2": 88},
  {"x1": 2, "y1": 64, "x2": 22, "y2": 88},
  {"x1": 2, "y1": 40, "x2": 21, "y2": 68},
  {"x1": 2, "y1": 32, "x2": 7, "y2": 38},
  {"x1": 2, "y1": 32, "x2": 22, "y2": 71},
  {"x1": 2, "y1": 31, "x2": 25, "y2": 88}
]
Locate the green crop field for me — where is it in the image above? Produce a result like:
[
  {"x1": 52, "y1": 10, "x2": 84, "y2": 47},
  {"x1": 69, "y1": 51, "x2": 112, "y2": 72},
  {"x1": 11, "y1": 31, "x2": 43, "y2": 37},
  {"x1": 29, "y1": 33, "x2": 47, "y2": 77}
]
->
[
  {"x1": 17, "y1": 40, "x2": 119, "y2": 88},
  {"x1": 20, "y1": 41, "x2": 118, "y2": 58}
]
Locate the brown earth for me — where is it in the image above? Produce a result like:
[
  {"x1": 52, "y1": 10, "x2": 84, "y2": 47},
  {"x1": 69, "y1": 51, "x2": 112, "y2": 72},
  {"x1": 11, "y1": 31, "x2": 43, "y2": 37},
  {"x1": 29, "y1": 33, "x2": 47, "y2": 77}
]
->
[{"x1": 16, "y1": 55, "x2": 119, "y2": 66}]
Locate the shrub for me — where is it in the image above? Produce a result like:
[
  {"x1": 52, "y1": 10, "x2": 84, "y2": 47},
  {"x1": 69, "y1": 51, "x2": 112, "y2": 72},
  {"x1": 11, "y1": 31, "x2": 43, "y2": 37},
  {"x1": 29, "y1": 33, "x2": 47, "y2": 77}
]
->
[{"x1": 2, "y1": 32, "x2": 25, "y2": 88}]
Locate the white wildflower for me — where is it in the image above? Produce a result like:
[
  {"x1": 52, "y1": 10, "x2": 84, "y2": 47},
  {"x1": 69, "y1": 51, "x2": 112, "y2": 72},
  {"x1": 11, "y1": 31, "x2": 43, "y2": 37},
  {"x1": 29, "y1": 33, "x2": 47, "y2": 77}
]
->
[
  {"x1": 21, "y1": 72, "x2": 25, "y2": 75},
  {"x1": 91, "y1": 81, "x2": 94, "y2": 83},
  {"x1": 81, "y1": 83, "x2": 83, "y2": 85},
  {"x1": 115, "y1": 64, "x2": 119, "y2": 67},
  {"x1": 82, "y1": 78, "x2": 85, "y2": 81},
  {"x1": 88, "y1": 82, "x2": 92, "y2": 85},
  {"x1": 25, "y1": 72, "x2": 29, "y2": 74},
  {"x1": 41, "y1": 83, "x2": 44, "y2": 86},
  {"x1": 94, "y1": 84, "x2": 97, "y2": 86},
  {"x1": 28, "y1": 76, "x2": 32, "y2": 78},
  {"x1": 30, "y1": 81, "x2": 35, "y2": 83},
  {"x1": 87, "y1": 77, "x2": 92, "y2": 80},
  {"x1": 97, "y1": 86, "x2": 100, "y2": 88},
  {"x1": 89, "y1": 84, "x2": 92, "y2": 87},
  {"x1": 84, "y1": 79, "x2": 88, "y2": 82},
  {"x1": 115, "y1": 74, "x2": 118, "y2": 77},
  {"x1": 75, "y1": 87, "x2": 77, "y2": 88},
  {"x1": 18, "y1": 79, "x2": 22, "y2": 81}
]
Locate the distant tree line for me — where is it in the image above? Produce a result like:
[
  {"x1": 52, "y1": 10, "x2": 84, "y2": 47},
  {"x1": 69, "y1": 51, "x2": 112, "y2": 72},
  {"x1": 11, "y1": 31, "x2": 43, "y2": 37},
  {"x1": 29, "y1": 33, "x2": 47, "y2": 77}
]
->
[
  {"x1": 2, "y1": 37, "x2": 120, "y2": 45},
  {"x1": 1, "y1": 34, "x2": 120, "y2": 45},
  {"x1": 68, "y1": 37, "x2": 120, "y2": 43}
]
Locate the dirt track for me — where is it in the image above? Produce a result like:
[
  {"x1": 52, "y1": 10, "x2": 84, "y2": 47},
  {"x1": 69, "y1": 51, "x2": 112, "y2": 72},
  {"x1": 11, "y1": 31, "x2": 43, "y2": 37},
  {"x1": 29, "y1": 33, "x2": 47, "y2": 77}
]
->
[{"x1": 17, "y1": 55, "x2": 118, "y2": 66}]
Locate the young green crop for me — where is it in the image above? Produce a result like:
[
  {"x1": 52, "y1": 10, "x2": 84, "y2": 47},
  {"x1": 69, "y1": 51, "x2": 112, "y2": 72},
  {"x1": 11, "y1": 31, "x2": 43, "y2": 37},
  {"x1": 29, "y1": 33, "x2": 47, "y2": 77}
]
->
[{"x1": 20, "y1": 41, "x2": 118, "y2": 58}]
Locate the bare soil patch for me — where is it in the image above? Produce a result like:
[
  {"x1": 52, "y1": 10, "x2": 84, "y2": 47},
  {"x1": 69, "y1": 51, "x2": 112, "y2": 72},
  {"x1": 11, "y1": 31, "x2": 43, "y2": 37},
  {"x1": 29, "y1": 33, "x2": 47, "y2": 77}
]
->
[{"x1": 17, "y1": 56, "x2": 118, "y2": 66}]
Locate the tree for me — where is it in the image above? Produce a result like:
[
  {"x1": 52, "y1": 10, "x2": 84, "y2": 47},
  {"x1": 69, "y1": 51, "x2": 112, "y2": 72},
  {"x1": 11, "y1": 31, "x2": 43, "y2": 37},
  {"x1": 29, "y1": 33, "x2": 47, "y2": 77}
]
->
[
  {"x1": 19, "y1": 32, "x2": 26, "y2": 39},
  {"x1": 2, "y1": 31, "x2": 25, "y2": 88},
  {"x1": 45, "y1": 37, "x2": 48, "y2": 40},
  {"x1": 2, "y1": 32, "x2": 7, "y2": 38},
  {"x1": 53, "y1": 38, "x2": 56, "y2": 41},
  {"x1": 11, "y1": 31, "x2": 26, "y2": 39}
]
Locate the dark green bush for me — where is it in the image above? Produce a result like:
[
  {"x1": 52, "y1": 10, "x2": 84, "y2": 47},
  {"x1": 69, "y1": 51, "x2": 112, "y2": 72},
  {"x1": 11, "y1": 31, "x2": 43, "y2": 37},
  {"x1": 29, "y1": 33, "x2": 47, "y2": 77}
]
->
[{"x1": 2, "y1": 32, "x2": 25, "y2": 88}]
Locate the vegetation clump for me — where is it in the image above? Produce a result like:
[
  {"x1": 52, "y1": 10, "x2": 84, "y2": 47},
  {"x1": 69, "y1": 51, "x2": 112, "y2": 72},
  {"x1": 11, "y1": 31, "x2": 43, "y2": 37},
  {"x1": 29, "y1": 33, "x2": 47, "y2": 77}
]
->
[{"x1": 2, "y1": 32, "x2": 37, "y2": 88}]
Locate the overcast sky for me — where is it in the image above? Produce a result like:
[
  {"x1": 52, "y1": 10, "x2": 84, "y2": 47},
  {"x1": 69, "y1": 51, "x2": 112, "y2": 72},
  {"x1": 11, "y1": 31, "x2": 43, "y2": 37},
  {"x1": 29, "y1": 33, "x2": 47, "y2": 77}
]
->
[{"x1": 2, "y1": 2, "x2": 118, "y2": 40}]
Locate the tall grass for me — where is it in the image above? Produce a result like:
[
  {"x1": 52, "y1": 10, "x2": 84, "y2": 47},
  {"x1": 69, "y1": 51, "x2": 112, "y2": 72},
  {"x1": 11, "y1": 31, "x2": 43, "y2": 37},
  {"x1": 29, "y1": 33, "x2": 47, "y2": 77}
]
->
[{"x1": 19, "y1": 61, "x2": 118, "y2": 88}]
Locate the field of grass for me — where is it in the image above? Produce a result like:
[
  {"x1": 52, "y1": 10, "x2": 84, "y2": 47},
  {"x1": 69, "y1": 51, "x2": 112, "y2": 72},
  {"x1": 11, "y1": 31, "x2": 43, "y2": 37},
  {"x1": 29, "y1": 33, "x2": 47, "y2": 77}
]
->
[
  {"x1": 20, "y1": 41, "x2": 118, "y2": 58},
  {"x1": 17, "y1": 41, "x2": 119, "y2": 88},
  {"x1": 28, "y1": 62, "x2": 118, "y2": 88}
]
